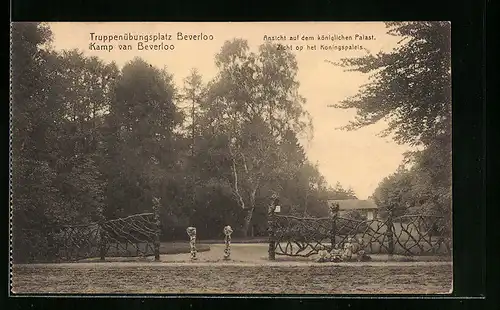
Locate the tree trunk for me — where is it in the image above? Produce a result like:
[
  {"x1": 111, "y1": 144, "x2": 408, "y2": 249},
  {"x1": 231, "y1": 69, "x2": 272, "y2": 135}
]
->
[
  {"x1": 303, "y1": 187, "x2": 309, "y2": 216},
  {"x1": 241, "y1": 207, "x2": 254, "y2": 238},
  {"x1": 241, "y1": 188, "x2": 257, "y2": 237}
]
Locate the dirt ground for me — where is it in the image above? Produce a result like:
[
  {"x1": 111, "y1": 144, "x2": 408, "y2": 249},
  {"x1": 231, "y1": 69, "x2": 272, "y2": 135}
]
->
[{"x1": 11, "y1": 244, "x2": 452, "y2": 294}]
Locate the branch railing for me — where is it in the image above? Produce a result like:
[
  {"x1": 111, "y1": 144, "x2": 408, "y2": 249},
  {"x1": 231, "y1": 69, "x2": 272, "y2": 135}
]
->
[
  {"x1": 14, "y1": 212, "x2": 161, "y2": 263},
  {"x1": 268, "y1": 210, "x2": 452, "y2": 260}
]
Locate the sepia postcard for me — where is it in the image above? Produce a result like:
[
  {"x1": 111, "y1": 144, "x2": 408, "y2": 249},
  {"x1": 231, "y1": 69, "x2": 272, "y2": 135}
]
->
[{"x1": 9, "y1": 21, "x2": 452, "y2": 295}]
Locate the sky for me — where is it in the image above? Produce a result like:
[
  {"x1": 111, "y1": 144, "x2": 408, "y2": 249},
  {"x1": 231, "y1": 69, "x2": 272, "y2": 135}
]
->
[{"x1": 48, "y1": 22, "x2": 411, "y2": 199}]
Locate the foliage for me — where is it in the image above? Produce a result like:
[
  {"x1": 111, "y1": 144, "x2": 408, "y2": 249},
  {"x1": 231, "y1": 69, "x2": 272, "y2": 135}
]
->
[
  {"x1": 11, "y1": 25, "x2": 357, "y2": 247},
  {"x1": 373, "y1": 153, "x2": 451, "y2": 218},
  {"x1": 102, "y1": 58, "x2": 182, "y2": 221},
  {"x1": 197, "y1": 39, "x2": 319, "y2": 236},
  {"x1": 342, "y1": 210, "x2": 367, "y2": 221},
  {"x1": 372, "y1": 167, "x2": 413, "y2": 216},
  {"x1": 334, "y1": 22, "x2": 451, "y2": 148},
  {"x1": 333, "y1": 22, "x2": 452, "y2": 220}
]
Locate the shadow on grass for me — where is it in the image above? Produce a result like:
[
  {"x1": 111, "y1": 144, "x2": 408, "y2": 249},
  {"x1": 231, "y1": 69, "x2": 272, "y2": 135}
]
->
[
  {"x1": 159, "y1": 242, "x2": 210, "y2": 255},
  {"x1": 77, "y1": 243, "x2": 211, "y2": 262}
]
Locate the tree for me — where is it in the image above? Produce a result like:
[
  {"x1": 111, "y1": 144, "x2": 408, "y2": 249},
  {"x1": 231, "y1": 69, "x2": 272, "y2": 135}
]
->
[
  {"x1": 180, "y1": 68, "x2": 205, "y2": 157},
  {"x1": 403, "y1": 140, "x2": 451, "y2": 215},
  {"x1": 332, "y1": 22, "x2": 452, "y2": 217},
  {"x1": 11, "y1": 23, "x2": 362, "y2": 249},
  {"x1": 103, "y1": 58, "x2": 181, "y2": 219},
  {"x1": 332, "y1": 22, "x2": 451, "y2": 148},
  {"x1": 51, "y1": 50, "x2": 119, "y2": 222},
  {"x1": 11, "y1": 23, "x2": 77, "y2": 261},
  {"x1": 328, "y1": 182, "x2": 358, "y2": 200},
  {"x1": 201, "y1": 39, "x2": 312, "y2": 236},
  {"x1": 372, "y1": 167, "x2": 414, "y2": 217},
  {"x1": 178, "y1": 69, "x2": 206, "y2": 222},
  {"x1": 11, "y1": 23, "x2": 68, "y2": 230}
]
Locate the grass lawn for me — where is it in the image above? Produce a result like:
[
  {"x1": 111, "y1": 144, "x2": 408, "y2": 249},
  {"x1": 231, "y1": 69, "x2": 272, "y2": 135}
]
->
[
  {"x1": 198, "y1": 237, "x2": 269, "y2": 244},
  {"x1": 11, "y1": 263, "x2": 452, "y2": 294},
  {"x1": 158, "y1": 242, "x2": 210, "y2": 254},
  {"x1": 98, "y1": 242, "x2": 210, "y2": 258}
]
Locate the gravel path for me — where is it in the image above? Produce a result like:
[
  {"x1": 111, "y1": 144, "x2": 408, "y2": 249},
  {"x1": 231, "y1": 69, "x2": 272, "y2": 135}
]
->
[{"x1": 11, "y1": 244, "x2": 452, "y2": 294}]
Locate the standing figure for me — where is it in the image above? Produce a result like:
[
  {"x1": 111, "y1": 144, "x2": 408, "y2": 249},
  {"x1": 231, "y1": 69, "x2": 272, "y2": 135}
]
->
[
  {"x1": 356, "y1": 237, "x2": 366, "y2": 262},
  {"x1": 342, "y1": 237, "x2": 353, "y2": 261},
  {"x1": 317, "y1": 245, "x2": 330, "y2": 263},
  {"x1": 223, "y1": 225, "x2": 233, "y2": 260},
  {"x1": 186, "y1": 227, "x2": 197, "y2": 260},
  {"x1": 329, "y1": 244, "x2": 343, "y2": 262}
]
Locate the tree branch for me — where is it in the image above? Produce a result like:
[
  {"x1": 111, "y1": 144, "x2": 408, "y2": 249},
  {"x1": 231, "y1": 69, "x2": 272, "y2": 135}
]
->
[
  {"x1": 231, "y1": 157, "x2": 246, "y2": 209},
  {"x1": 241, "y1": 153, "x2": 249, "y2": 174}
]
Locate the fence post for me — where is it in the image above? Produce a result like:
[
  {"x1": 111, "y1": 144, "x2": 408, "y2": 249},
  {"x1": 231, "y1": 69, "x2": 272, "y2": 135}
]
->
[
  {"x1": 329, "y1": 203, "x2": 339, "y2": 251},
  {"x1": 45, "y1": 228, "x2": 56, "y2": 262},
  {"x1": 97, "y1": 217, "x2": 108, "y2": 261},
  {"x1": 153, "y1": 220, "x2": 161, "y2": 261},
  {"x1": 386, "y1": 208, "x2": 395, "y2": 257},
  {"x1": 268, "y1": 203, "x2": 276, "y2": 261},
  {"x1": 99, "y1": 222, "x2": 107, "y2": 261},
  {"x1": 152, "y1": 197, "x2": 161, "y2": 261}
]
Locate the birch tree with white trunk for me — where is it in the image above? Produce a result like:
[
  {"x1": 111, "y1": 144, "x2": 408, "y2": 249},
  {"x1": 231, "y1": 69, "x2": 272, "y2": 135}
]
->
[{"x1": 200, "y1": 39, "x2": 311, "y2": 236}]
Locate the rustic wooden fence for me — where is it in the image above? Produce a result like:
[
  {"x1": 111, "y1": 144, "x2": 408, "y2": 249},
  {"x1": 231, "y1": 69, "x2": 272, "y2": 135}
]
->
[
  {"x1": 267, "y1": 206, "x2": 452, "y2": 260},
  {"x1": 13, "y1": 212, "x2": 161, "y2": 263}
]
